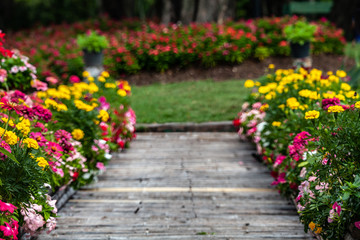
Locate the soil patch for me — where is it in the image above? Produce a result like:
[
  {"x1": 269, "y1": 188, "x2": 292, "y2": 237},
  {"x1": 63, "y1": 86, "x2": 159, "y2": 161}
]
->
[{"x1": 125, "y1": 54, "x2": 355, "y2": 86}]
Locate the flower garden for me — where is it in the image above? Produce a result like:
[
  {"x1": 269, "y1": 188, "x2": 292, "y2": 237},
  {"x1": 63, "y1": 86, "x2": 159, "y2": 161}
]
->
[
  {"x1": 0, "y1": 31, "x2": 135, "y2": 239},
  {"x1": 234, "y1": 67, "x2": 360, "y2": 239},
  {"x1": 4, "y1": 15, "x2": 344, "y2": 82},
  {"x1": 0, "y1": 13, "x2": 356, "y2": 240}
]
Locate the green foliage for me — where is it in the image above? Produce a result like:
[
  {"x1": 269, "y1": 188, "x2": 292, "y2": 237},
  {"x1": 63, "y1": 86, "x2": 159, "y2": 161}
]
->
[
  {"x1": 284, "y1": 20, "x2": 317, "y2": 45},
  {"x1": 254, "y1": 47, "x2": 272, "y2": 61},
  {"x1": 76, "y1": 31, "x2": 109, "y2": 53}
]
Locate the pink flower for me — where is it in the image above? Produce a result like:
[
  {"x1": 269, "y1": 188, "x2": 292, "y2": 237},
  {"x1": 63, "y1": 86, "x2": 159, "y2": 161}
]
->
[
  {"x1": 0, "y1": 69, "x2": 7, "y2": 83},
  {"x1": 308, "y1": 176, "x2": 317, "y2": 182},
  {"x1": 0, "y1": 222, "x2": 13, "y2": 237},
  {"x1": 32, "y1": 105, "x2": 52, "y2": 122},
  {"x1": 45, "y1": 141, "x2": 63, "y2": 158},
  {"x1": 332, "y1": 202, "x2": 341, "y2": 216},
  {"x1": 0, "y1": 200, "x2": 17, "y2": 213},
  {"x1": 322, "y1": 97, "x2": 340, "y2": 110},
  {"x1": 31, "y1": 79, "x2": 48, "y2": 91},
  {"x1": 98, "y1": 96, "x2": 110, "y2": 111},
  {"x1": 252, "y1": 102, "x2": 262, "y2": 109},
  {"x1": 69, "y1": 75, "x2": 81, "y2": 83},
  {"x1": 96, "y1": 162, "x2": 106, "y2": 170},
  {"x1": 315, "y1": 182, "x2": 329, "y2": 191},
  {"x1": 30, "y1": 132, "x2": 47, "y2": 147},
  {"x1": 46, "y1": 217, "x2": 56, "y2": 234},
  {"x1": 45, "y1": 76, "x2": 58, "y2": 85},
  {"x1": 0, "y1": 141, "x2": 11, "y2": 160},
  {"x1": 354, "y1": 221, "x2": 360, "y2": 230},
  {"x1": 246, "y1": 127, "x2": 257, "y2": 136},
  {"x1": 273, "y1": 155, "x2": 286, "y2": 168},
  {"x1": 299, "y1": 167, "x2": 307, "y2": 178},
  {"x1": 271, "y1": 172, "x2": 286, "y2": 185}
]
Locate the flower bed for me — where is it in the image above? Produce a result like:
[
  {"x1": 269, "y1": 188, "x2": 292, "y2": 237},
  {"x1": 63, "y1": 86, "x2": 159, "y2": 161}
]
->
[
  {"x1": 234, "y1": 65, "x2": 360, "y2": 239},
  {"x1": 0, "y1": 32, "x2": 136, "y2": 239},
  {"x1": 4, "y1": 16, "x2": 345, "y2": 82}
]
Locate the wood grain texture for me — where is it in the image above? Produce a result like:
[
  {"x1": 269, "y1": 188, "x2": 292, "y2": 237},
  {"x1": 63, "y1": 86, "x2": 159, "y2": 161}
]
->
[{"x1": 38, "y1": 133, "x2": 312, "y2": 240}]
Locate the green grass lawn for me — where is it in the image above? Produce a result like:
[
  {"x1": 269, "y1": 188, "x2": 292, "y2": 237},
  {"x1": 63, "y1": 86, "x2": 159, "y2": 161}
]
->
[{"x1": 130, "y1": 79, "x2": 249, "y2": 123}]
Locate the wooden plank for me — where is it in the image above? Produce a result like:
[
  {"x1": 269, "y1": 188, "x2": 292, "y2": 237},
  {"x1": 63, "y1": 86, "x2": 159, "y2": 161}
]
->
[{"x1": 37, "y1": 133, "x2": 310, "y2": 239}]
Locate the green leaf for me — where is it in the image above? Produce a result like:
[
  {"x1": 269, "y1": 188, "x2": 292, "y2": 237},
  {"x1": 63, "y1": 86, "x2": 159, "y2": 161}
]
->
[
  {"x1": 0, "y1": 148, "x2": 19, "y2": 164},
  {"x1": 0, "y1": 178, "x2": 2, "y2": 186},
  {"x1": 343, "y1": 191, "x2": 351, "y2": 201},
  {"x1": 298, "y1": 161, "x2": 309, "y2": 167},
  {"x1": 353, "y1": 175, "x2": 360, "y2": 188}
]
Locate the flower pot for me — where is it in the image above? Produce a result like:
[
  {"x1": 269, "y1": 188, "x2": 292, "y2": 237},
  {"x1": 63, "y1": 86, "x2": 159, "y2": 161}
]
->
[
  {"x1": 290, "y1": 42, "x2": 310, "y2": 58},
  {"x1": 83, "y1": 50, "x2": 103, "y2": 67}
]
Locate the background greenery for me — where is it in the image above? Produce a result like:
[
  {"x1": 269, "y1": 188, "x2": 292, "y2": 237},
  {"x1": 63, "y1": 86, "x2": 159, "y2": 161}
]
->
[{"x1": 131, "y1": 79, "x2": 248, "y2": 123}]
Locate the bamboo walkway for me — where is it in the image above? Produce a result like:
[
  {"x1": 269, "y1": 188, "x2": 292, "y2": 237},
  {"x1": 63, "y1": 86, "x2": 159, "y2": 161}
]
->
[{"x1": 38, "y1": 132, "x2": 311, "y2": 240}]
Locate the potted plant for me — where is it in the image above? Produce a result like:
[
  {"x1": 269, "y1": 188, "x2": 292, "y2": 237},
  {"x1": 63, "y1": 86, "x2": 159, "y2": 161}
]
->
[
  {"x1": 284, "y1": 20, "x2": 317, "y2": 58},
  {"x1": 76, "y1": 30, "x2": 109, "y2": 67}
]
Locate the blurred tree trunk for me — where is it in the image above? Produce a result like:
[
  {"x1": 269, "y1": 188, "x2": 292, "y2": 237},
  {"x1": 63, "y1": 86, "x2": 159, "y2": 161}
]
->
[
  {"x1": 161, "y1": 0, "x2": 173, "y2": 24},
  {"x1": 195, "y1": 0, "x2": 235, "y2": 23},
  {"x1": 180, "y1": 0, "x2": 196, "y2": 24},
  {"x1": 329, "y1": 0, "x2": 357, "y2": 41}
]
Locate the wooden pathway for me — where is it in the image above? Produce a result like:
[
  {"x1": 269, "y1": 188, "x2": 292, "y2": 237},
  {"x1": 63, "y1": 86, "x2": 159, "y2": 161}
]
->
[{"x1": 38, "y1": 132, "x2": 311, "y2": 240}]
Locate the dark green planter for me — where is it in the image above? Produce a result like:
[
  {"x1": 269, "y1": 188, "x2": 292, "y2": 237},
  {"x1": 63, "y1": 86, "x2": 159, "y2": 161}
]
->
[
  {"x1": 83, "y1": 50, "x2": 103, "y2": 67},
  {"x1": 290, "y1": 42, "x2": 310, "y2": 58}
]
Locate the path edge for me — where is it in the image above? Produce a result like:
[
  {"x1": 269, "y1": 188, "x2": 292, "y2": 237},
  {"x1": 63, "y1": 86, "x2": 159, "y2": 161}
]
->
[{"x1": 136, "y1": 121, "x2": 235, "y2": 132}]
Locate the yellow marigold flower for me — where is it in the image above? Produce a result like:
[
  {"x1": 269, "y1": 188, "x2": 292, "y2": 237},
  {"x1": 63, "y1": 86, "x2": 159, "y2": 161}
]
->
[
  {"x1": 299, "y1": 89, "x2": 311, "y2": 98},
  {"x1": 258, "y1": 86, "x2": 270, "y2": 94},
  {"x1": 98, "y1": 76, "x2": 106, "y2": 82},
  {"x1": 88, "y1": 83, "x2": 99, "y2": 93},
  {"x1": 286, "y1": 97, "x2": 300, "y2": 110},
  {"x1": 82, "y1": 71, "x2": 90, "y2": 78},
  {"x1": 44, "y1": 98, "x2": 58, "y2": 109},
  {"x1": 336, "y1": 70, "x2": 347, "y2": 78},
  {"x1": 335, "y1": 94, "x2": 345, "y2": 101},
  {"x1": 101, "y1": 71, "x2": 110, "y2": 78},
  {"x1": 327, "y1": 71, "x2": 333, "y2": 76},
  {"x1": 3, "y1": 131, "x2": 18, "y2": 145},
  {"x1": 355, "y1": 101, "x2": 360, "y2": 109},
  {"x1": 278, "y1": 104, "x2": 285, "y2": 110},
  {"x1": 117, "y1": 89, "x2": 127, "y2": 97},
  {"x1": 98, "y1": 110, "x2": 109, "y2": 122},
  {"x1": 105, "y1": 83, "x2": 116, "y2": 88},
  {"x1": 74, "y1": 100, "x2": 95, "y2": 112},
  {"x1": 72, "y1": 129, "x2": 84, "y2": 140},
  {"x1": 23, "y1": 138, "x2": 39, "y2": 149},
  {"x1": 272, "y1": 121, "x2": 281, "y2": 127},
  {"x1": 309, "y1": 222, "x2": 316, "y2": 231},
  {"x1": 29, "y1": 153, "x2": 35, "y2": 159},
  {"x1": 323, "y1": 91, "x2": 336, "y2": 99},
  {"x1": 268, "y1": 64, "x2": 275, "y2": 69},
  {"x1": 37, "y1": 91, "x2": 47, "y2": 98},
  {"x1": 88, "y1": 76, "x2": 94, "y2": 82},
  {"x1": 305, "y1": 110, "x2": 320, "y2": 119},
  {"x1": 1, "y1": 118, "x2": 15, "y2": 127},
  {"x1": 124, "y1": 85, "x2": 131, "y2": 92},
  {"x1": 255, "y1": 81, "x2": 261, "y2": 86},
  {"x1": 244, "y1": 79, "x2": 255, "y2": 88},
  {"x1": 341, "y1": 83, "x2": 351, "y2": 91},
  {"x1": 265, "y1": 91, "x2": 276, "y2": 100},
  {"x1": 346, "y1": 91, "x2": 359, "y2": 99},
  {"x1": 259, "y1": 104, "x2": 269, "y2": 112},
  {"x1": 320, "y1": 79, "x2": 330, "y2": 87},
  {"x1": 314, "y1": 226, "x2": 322, "y2": 234},
  {"x1": 36, "y1": 157, "x2": 49, "y2": 170},
  {"x1": 57, "y1": 103, "x2": 68, "y2": 111},
  {"x1": 328, "y1": 105, "x2": 344, "y2": 113}
]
